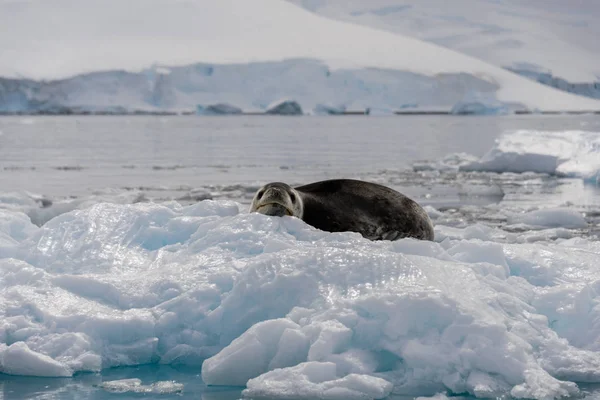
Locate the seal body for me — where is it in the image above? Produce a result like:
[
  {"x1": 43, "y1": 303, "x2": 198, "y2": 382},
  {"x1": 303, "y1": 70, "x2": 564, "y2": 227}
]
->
[{"x1": 250, "y1": 179, "x2": 434, "y2": 241}]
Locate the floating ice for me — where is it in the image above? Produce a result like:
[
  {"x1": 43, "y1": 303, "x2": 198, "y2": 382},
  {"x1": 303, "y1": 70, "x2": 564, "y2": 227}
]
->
[
  {"x1": 508, "y1": 208, "x2": 587, "y2": 229},
  {"x1": 461, "y1": 130, "x2": 600, "y2": 182},
  {"x1": 100, "y1": 378, "x2": 184, "y2": 394},
  {"x1": 0, "y1": 200, "x2": 599, "y2": 399},
  {"x1": 413, "y1": 153, "x2": 479, "y2": 172},
  {"x1": 197, "y1": 103, "x2": 243, "y2": 115},
  {"x1": 265, "y1": 99, "x2": 303, "y2": 115},
  {"x1": 314, "y1": 104, "x2": 347, "y2": 115}
]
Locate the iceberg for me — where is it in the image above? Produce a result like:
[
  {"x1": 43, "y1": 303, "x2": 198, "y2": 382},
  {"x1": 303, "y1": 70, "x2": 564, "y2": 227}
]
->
[
  {"x1": 450, "y1": 100, "x2": 510, "y2": 115},
  {"x1": 196, "y1": 103, "x2": 242, "y2": 115},
  {"x1": 265, "y1": 99, "x2": 303, "y2": 115},
  {"x1": 314, "y1": 104, "x2": 347, "y2": 115},
  {"x1": 0, "y1": 200, "x2": 600, "y2": 399},
  {"x1": 460, "y1": 130, "x2": 600, "y2": 183}
]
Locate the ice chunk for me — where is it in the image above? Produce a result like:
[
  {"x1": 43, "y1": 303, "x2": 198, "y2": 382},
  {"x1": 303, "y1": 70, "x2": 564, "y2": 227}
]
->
[
  {"x1": 0, "y1": 208, "x2": 38, "y2": 249},
  {"x1": 243, "y1": 362, "x2": 393, "y2": 400},
  {"x1": 461, "y1": 130, "x2": 600, "y2": 182},
  {"x1": 0, "y1": 342, "x2": 72, "y2": 377},
  {"x1": 100, "y1": 378, "x2": 184, "y2": 394},
  {"x1": 265, "y1": 99, "x2": 303, "y2": 115},
  {"x1": 508, "y1": 208, "x2": 587, "y2": 229},
  {"x1": 413, "y1": 153, "x2": 479, "y2": 172},
  {"x1": 197, "y1": 103, "x2": 242, "y2": 115},
  {"x1": 202, "y1": 319, "x2": 304, "y2": 386},
  {"x1": 423, "y1": 206, "x2": 444, "y2": 220},
  {"x1": 314, "y1": 103, "x2": 346, "y2": 115}
]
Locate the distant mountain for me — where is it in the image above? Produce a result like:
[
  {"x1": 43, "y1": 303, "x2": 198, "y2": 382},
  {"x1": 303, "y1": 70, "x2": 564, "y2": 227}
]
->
[
  {"x1": 1, "y1": 0, "x2": 599, "y2": 113},
  {"x1": 289, "y1": 0, "x2": 600, "y2": 99}
]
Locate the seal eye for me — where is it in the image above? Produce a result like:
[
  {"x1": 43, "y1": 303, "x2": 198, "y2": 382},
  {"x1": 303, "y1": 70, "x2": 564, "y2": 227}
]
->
[
  {"x1": 257, "y1": 190, "x2": 265, "y2": 199},
  {"x1": 289, "y1": 193, "x2": 296, "y2": 202}
]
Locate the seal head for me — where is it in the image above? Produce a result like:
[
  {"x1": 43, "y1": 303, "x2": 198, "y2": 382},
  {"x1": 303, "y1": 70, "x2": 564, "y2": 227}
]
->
[{"x1": 250, "y1": 182, "x2": 304, "y2": 218}]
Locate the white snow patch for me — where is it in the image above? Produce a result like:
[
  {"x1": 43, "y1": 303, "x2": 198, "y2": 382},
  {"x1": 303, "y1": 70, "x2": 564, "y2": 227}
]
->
[
  {"x1": 461, "y1": 130, "x2": 600, "y2": 182},
  {"x1": 0, "y1": 200, "x2": 598, "y2": 399}
]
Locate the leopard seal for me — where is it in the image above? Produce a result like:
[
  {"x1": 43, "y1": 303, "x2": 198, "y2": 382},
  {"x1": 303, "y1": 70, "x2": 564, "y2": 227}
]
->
[{"x1": 249, "y1": 179, "x2": 434, "y2": 241}]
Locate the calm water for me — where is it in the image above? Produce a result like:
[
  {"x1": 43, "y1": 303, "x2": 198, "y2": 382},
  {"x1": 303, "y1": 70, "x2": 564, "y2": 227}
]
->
[
  {"x1": 1, "y1": 114, "x2": 600, "y2": 399},
  {"x1": 0, "y1": 114, "x2": 599, "y2": 200}
]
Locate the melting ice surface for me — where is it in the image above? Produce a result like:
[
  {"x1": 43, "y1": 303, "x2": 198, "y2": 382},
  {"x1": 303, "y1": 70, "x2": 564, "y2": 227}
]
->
[{"x1": 0, "y1": 116, "x2": 600, "y2": 399}]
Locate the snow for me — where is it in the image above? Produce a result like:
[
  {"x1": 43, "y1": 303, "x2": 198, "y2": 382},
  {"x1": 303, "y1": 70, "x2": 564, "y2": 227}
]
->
[
  {"x1": 460, "y1": 130, "x2": 600, "y2": 182},
  {"x1": 1, "y1": 198, "x2": 600, "y2": 399},
  {"x1": 1, "y1": 0, "x2": 600, "y2": 112},
  {"x1": 291, "y1": 0, "x2": 600, "y2": 83}
]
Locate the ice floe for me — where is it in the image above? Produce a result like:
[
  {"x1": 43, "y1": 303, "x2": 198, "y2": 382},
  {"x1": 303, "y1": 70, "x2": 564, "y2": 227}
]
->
[
  {"x1": 0, "y1": 199, "x2": 599, "y2": 399},
  {"x1": 99, "y1": 378, "x2": 184, "y2": 394},
  {"x1": 461, "y1": 130, "x2": 600, "y2": 182}
]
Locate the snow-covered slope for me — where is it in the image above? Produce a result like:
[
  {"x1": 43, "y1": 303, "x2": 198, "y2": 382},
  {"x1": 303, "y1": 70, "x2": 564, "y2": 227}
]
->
[
  {"x1": 290, "y1": 0, "x2": 600, "y2": 83},
  {"x1": 1, "y1": 0, "x2": 600, "y2": 112}
]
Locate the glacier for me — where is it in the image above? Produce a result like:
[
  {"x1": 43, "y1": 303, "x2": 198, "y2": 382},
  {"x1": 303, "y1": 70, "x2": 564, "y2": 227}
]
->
[
  {"x1": 291, "y1": 0, "x2": 600, "y2": 98},
  {"x1": 1, "y1": 0, "x2": 600, "y2": 113},
  {"x1": 0, "y1": 195, "x2": 600, "y2": 399},
  {"x1": 0, "y1": 62, "x2": 503, "y2": 115}
]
